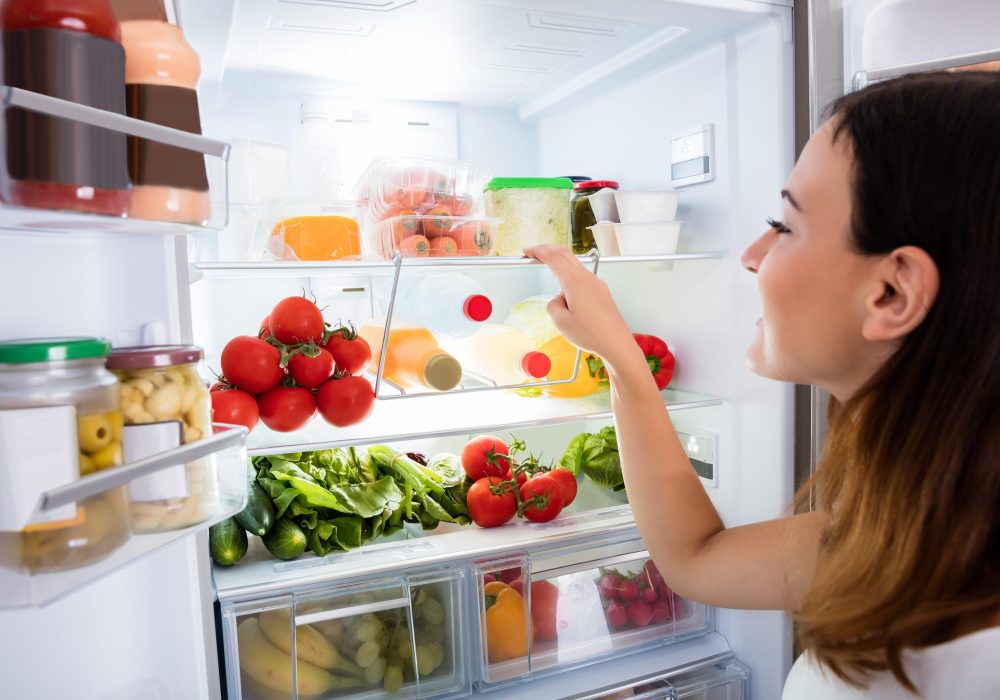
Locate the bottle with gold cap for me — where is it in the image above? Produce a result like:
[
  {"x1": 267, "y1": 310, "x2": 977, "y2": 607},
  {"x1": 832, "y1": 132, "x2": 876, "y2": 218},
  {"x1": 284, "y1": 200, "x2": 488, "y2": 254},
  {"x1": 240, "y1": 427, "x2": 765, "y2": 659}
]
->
[{"x1": 360, "y1": 323, "x2": 464, "y2": 392}]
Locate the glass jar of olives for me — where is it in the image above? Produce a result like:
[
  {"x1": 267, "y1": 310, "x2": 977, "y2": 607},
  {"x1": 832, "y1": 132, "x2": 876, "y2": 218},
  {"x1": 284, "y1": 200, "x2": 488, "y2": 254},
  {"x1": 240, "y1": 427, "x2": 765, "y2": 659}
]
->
[
  {"x1": 0, "y1": 338, "x2": 130, "y2": 573},
  {"x1": 106, "y1": 346, "x2": 218, "y2": 533}
]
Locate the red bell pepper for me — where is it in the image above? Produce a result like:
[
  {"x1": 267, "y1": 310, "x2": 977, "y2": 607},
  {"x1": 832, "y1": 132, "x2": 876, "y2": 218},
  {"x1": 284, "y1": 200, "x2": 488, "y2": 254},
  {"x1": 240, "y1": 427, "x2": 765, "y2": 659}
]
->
[{"x1": 633, "y1": 334, "x2": 675, "y2": 390}]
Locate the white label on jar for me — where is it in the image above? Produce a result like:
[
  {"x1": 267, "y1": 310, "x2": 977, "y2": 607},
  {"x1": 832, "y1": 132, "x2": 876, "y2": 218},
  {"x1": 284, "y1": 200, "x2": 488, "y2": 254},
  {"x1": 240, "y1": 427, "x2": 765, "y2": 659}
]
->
[
  {"x1": 124, "y1": 422, "x2": 189, "y2": 502},
  {"x1": 0, "y1": 406, "x2": 78, "y2": 530}
]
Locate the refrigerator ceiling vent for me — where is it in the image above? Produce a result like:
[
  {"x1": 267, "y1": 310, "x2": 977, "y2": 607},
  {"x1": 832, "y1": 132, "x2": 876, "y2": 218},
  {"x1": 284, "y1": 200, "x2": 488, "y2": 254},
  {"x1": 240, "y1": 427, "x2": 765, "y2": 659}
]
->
[
  {"x1": 277, "y1": 0, "x2": 415, "y2": 11},
  {"x1": 480, "y1": 61, "x2": 558, "y2": 75},
  {"x1": 265, "y1": 16, "x2": 376, "y2": 35},
  {"x1": 525, "y1": 11, "x2": 634, "y2": 37},
  {"x1": 503, "y1": 40, "x2": 592, "y2": 58}
]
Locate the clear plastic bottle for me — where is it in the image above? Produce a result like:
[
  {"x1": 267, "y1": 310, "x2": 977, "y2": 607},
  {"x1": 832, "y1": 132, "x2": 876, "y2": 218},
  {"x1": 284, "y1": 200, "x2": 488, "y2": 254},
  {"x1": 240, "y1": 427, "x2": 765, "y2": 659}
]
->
[
  {"x1": 379, "y1": 273, "x2": 492, "y2": 339},
  {"x1": 288, "y1": 102, "x2": 342, "y2": 205},
  {"x1": 359, "y1": 322, "x2": 463, "y2": 392},
  {"x1": 445, "y1": 324, "x2": 551, "y2": 386}
]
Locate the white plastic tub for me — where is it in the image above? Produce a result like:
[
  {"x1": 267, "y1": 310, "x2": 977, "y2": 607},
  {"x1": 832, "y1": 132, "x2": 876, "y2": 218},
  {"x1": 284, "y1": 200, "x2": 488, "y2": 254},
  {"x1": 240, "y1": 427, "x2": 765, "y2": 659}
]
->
[
  {"x1": 614, "y1": 221, "x2": 682, "y2": 256},
  {"x1": 614, "y1": 191, "x2": 679, "y2": 224}
]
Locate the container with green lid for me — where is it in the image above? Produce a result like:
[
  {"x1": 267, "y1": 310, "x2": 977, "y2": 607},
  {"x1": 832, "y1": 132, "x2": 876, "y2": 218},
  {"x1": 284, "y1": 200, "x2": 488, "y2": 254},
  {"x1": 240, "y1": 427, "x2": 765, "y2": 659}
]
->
[
  {"x1": 484, "y1": 177, "x2": 574, "y2": 256},
  {"x1": 0, "y1": 337, "x2": 130, "y2": 573}
]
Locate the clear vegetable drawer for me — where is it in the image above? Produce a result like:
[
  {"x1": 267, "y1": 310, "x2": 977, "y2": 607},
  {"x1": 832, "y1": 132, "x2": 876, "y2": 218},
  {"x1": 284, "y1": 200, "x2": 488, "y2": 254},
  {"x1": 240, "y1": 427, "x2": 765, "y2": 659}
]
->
[
  {"x1": 588, "y1": 658, "x2": 751, "y2": 700},
  {"x1": 472, "y1": 540, "x2": 712, "y2": 690},
  {"x1": 220, "y1": 569, "x2": 470, "y2": 699}
]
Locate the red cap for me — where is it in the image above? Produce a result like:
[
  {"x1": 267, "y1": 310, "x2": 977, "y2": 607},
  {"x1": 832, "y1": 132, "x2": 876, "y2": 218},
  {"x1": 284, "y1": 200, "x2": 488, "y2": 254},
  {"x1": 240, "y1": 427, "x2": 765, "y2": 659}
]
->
[
  {"x1": 520, "y1": 351, "x2": 551, "y2": 378},
  {"x1": 574, "y1": 180, "x2": 619, "y2": 190},
  {"x1": 463, "y1": 294, "x2": 493, "y2": 322}
]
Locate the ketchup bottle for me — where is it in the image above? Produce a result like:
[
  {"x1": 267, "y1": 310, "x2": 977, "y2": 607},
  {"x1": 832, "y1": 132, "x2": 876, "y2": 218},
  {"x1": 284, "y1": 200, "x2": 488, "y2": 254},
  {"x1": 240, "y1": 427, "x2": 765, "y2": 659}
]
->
[{"x1": 0, "y1": 0, "x2": 131, "y2": 216}]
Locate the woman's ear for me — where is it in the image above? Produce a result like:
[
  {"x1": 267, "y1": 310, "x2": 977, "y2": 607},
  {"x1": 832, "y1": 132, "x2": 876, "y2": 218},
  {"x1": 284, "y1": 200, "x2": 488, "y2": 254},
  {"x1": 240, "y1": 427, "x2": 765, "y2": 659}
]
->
[{"x1": 861, "y1": 246, "x2": 939, "y2": 341}]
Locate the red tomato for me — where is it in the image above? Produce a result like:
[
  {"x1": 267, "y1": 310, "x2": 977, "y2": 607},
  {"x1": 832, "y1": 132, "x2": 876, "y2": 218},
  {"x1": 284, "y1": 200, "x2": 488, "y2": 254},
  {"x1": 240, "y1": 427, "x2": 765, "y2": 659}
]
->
[
  {"x1": 518, "y1": 474, "x2": 565, "y2": 523},
  {"x1": 399, "y1": 234, "x2": 430, "y2": 257},
  {"x1": 429, "y1": 236, "x2": 458, "y2": 257},
  {"x1": 210, "y1": 389, "x2": 259, "y2": 431},
  {"x1": 545, "y1": 468, "x2": 578, "y2": 507},
  {"x1": 503, "y1": 466, "x2": 527, "y2": 487},
  {"x1": 259, "y1": 315, "x2": 272, "y2": 339},
  {"x1": 461, "y1": 435, "x2": 510, "y2": 481},
  {"x1": 508, "y1": 578, "x2": 563, "y2": 641},
  {"x1": 287, "y1": 348, "x2": 334, "y2": 390},
  {"x1": 269, "y1": 296, "x2": 325, "y2": 345},
  {"x1": 323, "y1": 330, "x2": 372, "y2": 375},
  {"x1": 220, "y1": 336, "x2": 283, "y2": 394},
  {"x1": 315, "y1": 375, "x2": 375, "y2": 427},
  {"x1": 466, "y1": 477, "x2": 516, "y2": 528},
  {"x1": 422, "y1": 205, "x2": 453, "y2": 238},
  {"x1": 256, "y1": 385, "x2": 315, "y2": 432}
]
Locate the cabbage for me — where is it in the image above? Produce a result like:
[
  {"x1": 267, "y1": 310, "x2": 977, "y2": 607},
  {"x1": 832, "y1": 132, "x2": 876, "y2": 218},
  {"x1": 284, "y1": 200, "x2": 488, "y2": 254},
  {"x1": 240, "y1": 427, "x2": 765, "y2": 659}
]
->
[
  {"x1": 504, "y1": 295, "x2": 560, "y2": 348},
  {"x1": 560, "y1": 426, "x2": 624, "y2": 491}
]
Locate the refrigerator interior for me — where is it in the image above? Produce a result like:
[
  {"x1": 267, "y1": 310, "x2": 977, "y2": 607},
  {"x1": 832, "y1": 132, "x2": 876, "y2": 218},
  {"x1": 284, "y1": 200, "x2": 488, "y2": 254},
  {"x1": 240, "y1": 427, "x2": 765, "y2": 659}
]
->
[{"x1": 0, "y1": 0, "x2": 802, "y2": 698}]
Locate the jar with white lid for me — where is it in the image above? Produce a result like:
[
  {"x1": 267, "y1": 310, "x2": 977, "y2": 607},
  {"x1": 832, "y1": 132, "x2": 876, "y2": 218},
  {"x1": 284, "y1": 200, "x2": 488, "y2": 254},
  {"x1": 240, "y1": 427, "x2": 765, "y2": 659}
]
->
[
  {"x1": 106, "y1": 345, "x2": 219, "y2": 533},
  {"x1": 0, "y1": 338, "x2": 130, "y2": 572}
]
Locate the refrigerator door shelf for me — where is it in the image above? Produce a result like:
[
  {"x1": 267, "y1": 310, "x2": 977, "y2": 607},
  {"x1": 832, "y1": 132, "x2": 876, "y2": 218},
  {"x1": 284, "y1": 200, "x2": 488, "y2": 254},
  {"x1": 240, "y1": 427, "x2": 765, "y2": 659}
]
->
[
  {"x1": 1, "y1": 423, "x2": 248, "y2": 608},
  {"x1": 220, "y1": 569, "x2": 470, "y2": 700},
  {"x1": 0, "y1": 86, "x2": 230, "y2": 232}
]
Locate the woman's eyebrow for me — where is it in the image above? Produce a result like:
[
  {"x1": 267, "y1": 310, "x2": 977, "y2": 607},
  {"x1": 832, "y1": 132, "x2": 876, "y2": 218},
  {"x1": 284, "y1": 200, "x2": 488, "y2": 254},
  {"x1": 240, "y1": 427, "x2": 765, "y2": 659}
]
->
[{"x1": 781, "y1": 189, "x2": 802, "y2": 212}]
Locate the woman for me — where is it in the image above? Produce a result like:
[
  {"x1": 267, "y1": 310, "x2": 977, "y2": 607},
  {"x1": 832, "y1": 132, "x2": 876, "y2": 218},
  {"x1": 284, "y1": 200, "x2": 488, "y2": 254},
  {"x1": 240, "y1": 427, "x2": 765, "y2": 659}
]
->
[{"x1": 526, "y1": 72, "x2": 1000, "y2": 698}]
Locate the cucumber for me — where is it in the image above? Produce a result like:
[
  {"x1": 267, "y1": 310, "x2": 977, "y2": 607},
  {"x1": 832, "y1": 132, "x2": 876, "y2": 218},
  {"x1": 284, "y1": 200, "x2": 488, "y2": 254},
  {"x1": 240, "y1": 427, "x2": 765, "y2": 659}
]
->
[
  {"x1": 262, "y1": 517, "x2": 307, "y2": 560},
  {"x1": 235, "y1": 476, "x2": 275, "y2": 537},
  {"x1": 209, "y1": 517, "x2": 248, "y2": 566}
]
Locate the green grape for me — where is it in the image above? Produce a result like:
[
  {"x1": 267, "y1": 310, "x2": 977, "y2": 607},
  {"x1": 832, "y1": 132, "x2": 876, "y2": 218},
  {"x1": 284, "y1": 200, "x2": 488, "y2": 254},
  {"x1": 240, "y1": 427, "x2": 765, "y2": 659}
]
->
[
  {"x1": 421, "y1": 598, "x2": 445, "y2": 626},
  {"x1": 384, "y1": 665, "x2": 404, "y2": 694},
  {"x1": 415, "y1": 645, "x2": 434, "y2": 676},
  {"x1": 428, "y1": 642, "x2": 445, "y2": 672},
  {"x1": 364, "y1": 657, "x2": 387, "y2": 685},
  {"x1": 392, "y1": 626, "x2": 410, "y2": 647},
  {"x1": 355, "y1": 640, "x2": 381, "y2": 668},
  {"x1": 398, "y1": 637, "x2": 412, "y2": 662},
  {"x1": 353, "y1": 618, "x2": 380, "y2": 643},
  {"x1": 424, "y1": 624, "x2": 445, "y2": 644}
]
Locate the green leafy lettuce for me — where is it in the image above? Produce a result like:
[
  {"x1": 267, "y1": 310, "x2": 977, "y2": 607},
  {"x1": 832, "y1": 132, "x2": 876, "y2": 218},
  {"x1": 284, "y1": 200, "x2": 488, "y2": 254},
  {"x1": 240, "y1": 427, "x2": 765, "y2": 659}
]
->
[{"x1": 560, "y1": 426, "x2": 624, "y2": 491}]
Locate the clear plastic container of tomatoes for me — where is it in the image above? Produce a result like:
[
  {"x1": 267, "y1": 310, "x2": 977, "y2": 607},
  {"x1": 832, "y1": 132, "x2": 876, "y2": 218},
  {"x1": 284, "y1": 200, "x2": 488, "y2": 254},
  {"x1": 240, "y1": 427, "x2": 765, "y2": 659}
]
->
[{"x1": 368, "y1": 214, "x2": 497, "y2": 258}]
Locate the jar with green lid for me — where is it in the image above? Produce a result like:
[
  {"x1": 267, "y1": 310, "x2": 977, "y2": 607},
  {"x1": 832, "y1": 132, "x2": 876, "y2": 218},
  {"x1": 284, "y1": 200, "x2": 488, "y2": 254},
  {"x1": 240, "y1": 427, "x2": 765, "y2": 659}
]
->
[
  {"x1": 484, "y1": 177, "x2": 573, "y2": 256},
  {"x1": 0, "y1": 338, "x2": 130, "y2": 573},
  {"x1": 571, "y1": 180, "x2": 619, "y2": 254},
  {"x1": 107, "y1": 346, "x2": 218, "y2": 533}
]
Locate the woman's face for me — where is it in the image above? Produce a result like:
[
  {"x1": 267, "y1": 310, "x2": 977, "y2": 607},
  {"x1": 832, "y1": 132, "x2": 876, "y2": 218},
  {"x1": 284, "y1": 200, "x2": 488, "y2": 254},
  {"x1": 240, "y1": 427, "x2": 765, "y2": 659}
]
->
[{"x1": 741, "y1": 120, "x2": 888, "y2": 401}]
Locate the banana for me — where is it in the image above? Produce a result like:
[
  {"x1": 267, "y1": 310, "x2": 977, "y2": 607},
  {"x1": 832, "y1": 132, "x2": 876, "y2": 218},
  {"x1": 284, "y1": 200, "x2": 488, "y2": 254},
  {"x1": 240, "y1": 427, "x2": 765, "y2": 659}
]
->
[
  {"x1": 237, "y1": 617, "x2": 336, "y2": 696},
  {"x1": 259, "y1": 608, "x2": 363, "y2": 676}
]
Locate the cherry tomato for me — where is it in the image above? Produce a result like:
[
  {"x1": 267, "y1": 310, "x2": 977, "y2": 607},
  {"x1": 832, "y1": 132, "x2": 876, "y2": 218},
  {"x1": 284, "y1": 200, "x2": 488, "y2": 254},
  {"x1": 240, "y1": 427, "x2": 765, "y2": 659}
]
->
[
  {"x1": 461, "y1": 435, "x2": 510, "y2": 481},
  {"x1": 399, "y1": 234, "x2": 430, "y2": 257},
  {"x1": 220, "y1": 335, "x2": 283, "y2": 394},
  {"x1": 429, "y1": 236, "x2": 458, "y2": 257},
  {"x1": 323, "y1": 330, "x2": 372, "y2": 375},
  {"x1": 466, "y1": 477, "x2": 516, "y2": 528},
  {"x1": 518, "y1": 474, "x2": 564, "y2": 523},
  {"x1": 287, "y1": 348, "x2": 334, "y2": 390},
  {"x1": 256, "y1": 385, "x2": 315, "y2": 432},
  {"x1": 210, "y1": 389, "x2": 259, "y2": 431},
  {"x1": 545, "y1": 468, "x2": 578, "y2": 507},
  {"x1": 269, "y1": 296, "x2": 325, "y2": 345},
  {"x1": 422, "y1": 205, "x2": 453, "y2": 238},
  {"x1": 315, "y1": 375, "x2": 375, "y2": 427}
]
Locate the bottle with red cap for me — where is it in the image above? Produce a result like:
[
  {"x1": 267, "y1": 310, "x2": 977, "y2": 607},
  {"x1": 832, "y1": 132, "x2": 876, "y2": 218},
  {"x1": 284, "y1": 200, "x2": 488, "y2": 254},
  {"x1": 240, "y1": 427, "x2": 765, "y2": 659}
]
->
[
  {"x1": 0, "y1": 0, "x2": 131, "y2": 215},
  {"x1": 445, "y1": 324, "x2": 552, "y2": 386},
  {"x1": 380, "y1": 272, "x2": 493, "y2": 339},
  {"x1": 571, "y1": 179, "x2": 620, "y2": 254}
]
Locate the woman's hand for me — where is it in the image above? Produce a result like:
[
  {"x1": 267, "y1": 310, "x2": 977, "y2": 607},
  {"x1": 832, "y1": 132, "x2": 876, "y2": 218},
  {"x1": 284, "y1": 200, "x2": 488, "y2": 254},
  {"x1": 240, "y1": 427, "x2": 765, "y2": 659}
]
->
[{"x1": 523, "y1": 245, "x2": 637, "y2": 368}]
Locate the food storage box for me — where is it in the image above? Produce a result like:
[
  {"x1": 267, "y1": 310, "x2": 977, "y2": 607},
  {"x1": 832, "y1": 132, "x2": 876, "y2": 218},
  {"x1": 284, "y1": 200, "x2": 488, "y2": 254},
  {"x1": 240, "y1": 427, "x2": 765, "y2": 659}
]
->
[
  {"x1": 266, "y1": 211, "x2": 362, "y2": 262},
  {"x1": 0, "y1": 338, "x2": 130, "y2": 574},
  {"x1": 366, "y1": 215, "x2": 496, "y2": 259},
  {"x1": 107, "y1": 345, "x2": 220, "y2": 533},
  {"x1": 220, "y1": 569, "x2": 469, "y2": 700},
  {"x1": 474, "y1": 546, "x2": 710, "y2": 688},
  {"x1": 355, "y1": 156, "x2": 492, "y2": 222},
  {"x1": 484, "y1": 178, "x2": 573, "y2": 256}
]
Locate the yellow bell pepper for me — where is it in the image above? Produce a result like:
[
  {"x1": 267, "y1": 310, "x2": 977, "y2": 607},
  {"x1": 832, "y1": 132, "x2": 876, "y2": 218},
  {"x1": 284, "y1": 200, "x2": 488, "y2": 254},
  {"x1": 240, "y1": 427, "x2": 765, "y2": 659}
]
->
[
  {"x1": 484, "y1": 582, "x2": 533, "y2": 662},
  {"x1": 539, "y1": 335, "x2": 601, "y2": 398}
]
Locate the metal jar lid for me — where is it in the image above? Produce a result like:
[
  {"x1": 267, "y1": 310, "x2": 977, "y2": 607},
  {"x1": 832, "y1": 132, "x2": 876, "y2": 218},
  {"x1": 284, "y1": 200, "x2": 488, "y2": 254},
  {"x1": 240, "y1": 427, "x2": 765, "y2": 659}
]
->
[{"x1": 106, "y1": 345, "x2": 204, "y2": 370}]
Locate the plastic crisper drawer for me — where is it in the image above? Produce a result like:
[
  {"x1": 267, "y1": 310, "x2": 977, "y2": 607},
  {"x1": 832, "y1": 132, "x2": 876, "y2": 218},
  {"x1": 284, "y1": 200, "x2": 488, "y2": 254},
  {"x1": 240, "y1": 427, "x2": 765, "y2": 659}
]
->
[
  {"x1": 220, "y1": 569, "x2": 469, "y2": 699},
  {"x1": 472, "y1": 541, "x2": 712, "y2": 690},
  {"x1": 587, "y1": 658, "x2": 750, "y2": 700}
]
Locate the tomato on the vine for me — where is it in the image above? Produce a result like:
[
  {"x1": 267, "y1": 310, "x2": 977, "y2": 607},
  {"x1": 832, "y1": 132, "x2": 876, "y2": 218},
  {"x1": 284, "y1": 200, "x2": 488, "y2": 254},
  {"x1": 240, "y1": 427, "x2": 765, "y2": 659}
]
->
[
  {"x1": 256, "y1": 385, "x2": 315, "y2": 432},
  {"x1": 269, "y1": 296, "x2": 324, "y2": 345},
  {"x1": 210, "y1": 389, "x2": 259, "y2": 431},
  {"x1": 259, "y1": 315, "x2": 272, "y2": 339},
  {"x1": 220, "y1": 336, "x2": 283, "y2": 394},
  {"x1": 546, "y1": 468, "x2": 578, "y2": 507},
  {"x1": 315, "y1": 375, "x2": 375, "y2": 427},
  {"x1": 518, "y1": 474, "x2": 565, "y2": 523},
  {"x1": 461, "y1": 435, "x2": 509, "y2": 481},
  {"x1": 323, "y1": 328, "x2": 371, "y2": 375},
  {"x1": 503, "y1": 466, "x2": 528, "y2": 488},
  {"x1": 287, "y1": 347, "x2": 334, "y2": 390},
  {"x1": 466, "y1": 477, "x2": 516, "y2": 528}
]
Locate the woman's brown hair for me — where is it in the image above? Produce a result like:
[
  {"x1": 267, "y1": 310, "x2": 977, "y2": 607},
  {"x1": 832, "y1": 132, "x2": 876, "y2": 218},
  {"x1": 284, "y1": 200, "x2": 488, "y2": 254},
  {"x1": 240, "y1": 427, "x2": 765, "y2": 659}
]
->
[{"x1": 794, "y1": 71, "x2": 1000, "y2": 689}]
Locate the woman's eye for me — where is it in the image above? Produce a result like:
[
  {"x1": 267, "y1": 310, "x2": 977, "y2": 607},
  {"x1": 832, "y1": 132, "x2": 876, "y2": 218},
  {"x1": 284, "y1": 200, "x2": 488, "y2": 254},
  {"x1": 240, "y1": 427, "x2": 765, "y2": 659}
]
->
[{"x1": 766, "y1": 217, "x2": 791, "y2": 234}]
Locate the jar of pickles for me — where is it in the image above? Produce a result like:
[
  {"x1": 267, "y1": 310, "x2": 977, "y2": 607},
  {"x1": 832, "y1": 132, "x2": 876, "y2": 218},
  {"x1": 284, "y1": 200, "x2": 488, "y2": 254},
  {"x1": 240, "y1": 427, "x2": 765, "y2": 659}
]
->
[
  {"x1": 106, "y1": 346, "x2": 218, "y2": 533},
  {"x1": 0, "y1": 338, "x2": 130, "y2": 573},
  {"x1": 571, "y1": 180, "x2": 619, "y2": 254}
]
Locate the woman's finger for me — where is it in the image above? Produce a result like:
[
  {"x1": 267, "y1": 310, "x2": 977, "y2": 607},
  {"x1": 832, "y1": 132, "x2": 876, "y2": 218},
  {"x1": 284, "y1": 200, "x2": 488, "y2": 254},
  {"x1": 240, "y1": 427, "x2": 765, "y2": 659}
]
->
[{"x1": 524, "y1": 245, "x2": 588, "y2": 288}]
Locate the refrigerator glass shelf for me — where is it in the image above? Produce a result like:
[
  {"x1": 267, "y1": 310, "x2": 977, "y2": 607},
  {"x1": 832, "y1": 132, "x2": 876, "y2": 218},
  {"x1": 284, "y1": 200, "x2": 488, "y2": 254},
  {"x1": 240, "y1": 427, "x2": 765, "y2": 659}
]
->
[
  {"x1": 0, "y1": 86, "x2": 230, "y2": 233},
  {"x1": 245, "y1": 387, "x2": 722, "y2": 456},
  {"x1": 2, "y1": 424, "x2": 249, "y2": 609}
]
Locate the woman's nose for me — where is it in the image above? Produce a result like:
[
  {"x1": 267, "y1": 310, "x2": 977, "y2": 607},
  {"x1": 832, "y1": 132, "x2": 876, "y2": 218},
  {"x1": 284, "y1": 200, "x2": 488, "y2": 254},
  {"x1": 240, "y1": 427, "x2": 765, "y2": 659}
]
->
[{"x1": 741, "y1": 230, "x2": 772, "y2": 274}]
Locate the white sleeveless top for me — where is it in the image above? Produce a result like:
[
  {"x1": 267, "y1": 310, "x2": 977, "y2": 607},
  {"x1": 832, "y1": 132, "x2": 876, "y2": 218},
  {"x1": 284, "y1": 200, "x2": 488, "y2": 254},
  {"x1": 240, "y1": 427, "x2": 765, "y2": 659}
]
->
[{"x1": 781, "y1": 627, "x2": 1000, "y2": 699}]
